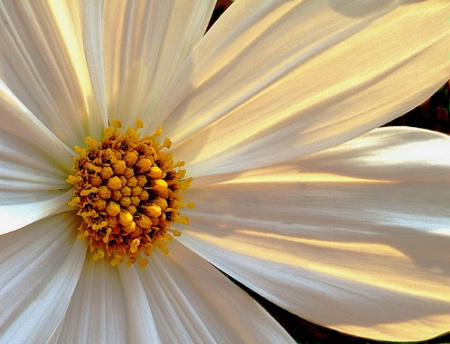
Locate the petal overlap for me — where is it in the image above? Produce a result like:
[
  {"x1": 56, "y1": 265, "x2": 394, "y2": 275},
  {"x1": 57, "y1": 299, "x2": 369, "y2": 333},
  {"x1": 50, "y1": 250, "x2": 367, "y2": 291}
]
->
[
  {"x1": 0, "y1": 1, "x2": 106, "y2": 146},
  {"x1": 0, "y1": 81, "x2": 75, "y2": 233},
  {"x1": 163, "y1": 0, "x2": 450, "y2": 177},
  {"x1": 0, "y1": 0, "x2": 449, "y2": 342},
  {"x1": 139, "y1": 240, "x2": 294, "y2": 343},
  {"x1": 102, "y1": 0, "x2": 215, "y2": 128},
  {"x1": 181, "y1": 127, "x2": 450, "y2": 341},
  {"x1": 0, "y1": 213, "x2": 85, "y2": 344},
  {"x1": 59, "y1": 257, "x2": 128, "y2": 343}
]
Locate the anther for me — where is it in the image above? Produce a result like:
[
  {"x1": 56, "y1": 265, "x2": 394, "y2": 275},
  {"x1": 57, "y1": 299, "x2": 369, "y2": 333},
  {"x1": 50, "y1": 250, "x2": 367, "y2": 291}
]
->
[{"x1": 67, "y1": 119, "x2": 191, "y2": 267}]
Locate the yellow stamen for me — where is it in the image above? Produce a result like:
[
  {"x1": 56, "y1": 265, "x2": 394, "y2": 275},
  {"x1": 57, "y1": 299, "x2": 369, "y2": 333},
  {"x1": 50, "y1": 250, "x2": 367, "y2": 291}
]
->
[
  {"x1": 66, "y1": 119, "x2": 191, "y2": 267},
  {"x1": 106, "y1": 176, "x2": 122, "y2": 190},
  {"x1": 106, "y1": 201, "x2": 121, "y2": 217},
  {"x1": 112, "y1": 160, "x2": 127, "y2": 175},
  {"x1": 92, "y1": 221, "x2": 107, "y2": 231},
  {"x1": 146, "y1": 204, "x2": 161, "y2": 218},
  {"x1": 93, "y1": 250, "x2": 105, "y2": 261}
]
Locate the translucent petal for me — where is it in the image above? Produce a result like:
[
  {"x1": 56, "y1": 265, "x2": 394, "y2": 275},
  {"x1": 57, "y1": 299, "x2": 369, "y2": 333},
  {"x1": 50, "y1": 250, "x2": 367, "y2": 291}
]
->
[
  {"x1": 160, "y1": 0, "x2": 450, "y2": 177},
  {"x1": 118, "y1": 265, "x2": 161, "y2": 344},
  {"x1": 59, "y1": 258, "x2": 127, "y2": 343},
  {"x1": 0, "y1": 213, "x2": 86, "y2": 344},
  {"x1": 0, "y1": 1, "x2": 106, "y2": 146},
  {"x1": 0, "y1": 81, "x2": 75, "y2": 233},
  {"x1": 102, "y1": 0, "x2": 215, "y2": 129},
  {"x1": 0, "y1": 190, "x2": 72, "y2": 235},
  {"x1": 180, "y1": 128, "x2": 450, "y2": 341},
  {"x1": 139, "y1": 240, "x2": 294, "y2": 343}
]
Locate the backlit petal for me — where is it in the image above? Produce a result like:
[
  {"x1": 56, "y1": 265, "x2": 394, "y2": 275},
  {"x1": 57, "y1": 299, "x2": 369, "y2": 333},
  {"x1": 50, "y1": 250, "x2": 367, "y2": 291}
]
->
[
  {"x1": 102, "y1": 0, "x2": 215, "y2": 128},
  {"x1": 0, "y1": 213, "x2": 86, "y2": 344},
  {"x1": 59, "y1": 258, "x2": 127, "y2": 343},
  {"x1": 0, "y1": 1, "x2": 106, "y2": 146},
  {"x1": 162, "y1": 0, "x2": 450, "y2": 177},
  {"x1": 118, "y1": 265, "x2": 161, "y2": 344},
  {"x1": 0, "y1": 82, "x2": 74, "y2": 233},
  {"x1": 0, "y1": 190, "x2": 72, "y2": 235},
  {"x1": 139, "y1": 240, "x2": 294, "y2": 343},
  {"x1": 180, "y1": 128, "x2": 450, "y2": 341}
]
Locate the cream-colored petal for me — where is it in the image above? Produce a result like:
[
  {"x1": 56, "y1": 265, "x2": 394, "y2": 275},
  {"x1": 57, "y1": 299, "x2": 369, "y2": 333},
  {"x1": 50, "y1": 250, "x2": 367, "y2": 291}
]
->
[
  {"x1": 161, "y1": 0, "x2": 450, "y2": 177},
  {"x1": 118, "y1": 265, "x2": 161, "y2": 344},
  {"x1": 192, "y1": 126, "x2": 450, "y2": 187},
  {"x1": 102, "y1": 0, "x2": 215, "y2": 128},
  {"x1": 59, "y1": 258, "x2": 127, "y2": 343},
  {"x1": 0, "y1": 190, "x2": 72, "y2": 235},
  {"x1": 0, "y1": 213, "x2": 86, "y2": 344},
  {"x1": 180, "y1": 128, "x2": 450, "y2": 341},
  {"x1": 139, "y1": 240, "x2": 294, "y2": 343},
  {"x1": 294, "y1": 126, "x2": 450, "y2": 183},
  {"x1": 0, "y1": 80, "x2": 73, "y2": 174},
  {"x1": 48, "y1": 0, "x2": 108, "y2": 139},
  {"x1": 0, "y1": 1, "x2": 106, "y2": 147},
  {"x1": 45, "y1": 316, "x2": 66, "y2": 344},
  {"x1": 0, "y1": 81, "x2": 75, "y2": 233}
]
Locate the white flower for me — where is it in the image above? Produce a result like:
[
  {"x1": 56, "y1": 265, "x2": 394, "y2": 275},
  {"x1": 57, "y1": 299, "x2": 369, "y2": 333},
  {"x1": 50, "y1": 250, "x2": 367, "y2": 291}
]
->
[{"x1": 0, "y1": 1, "x2": 449, "y2": 343}]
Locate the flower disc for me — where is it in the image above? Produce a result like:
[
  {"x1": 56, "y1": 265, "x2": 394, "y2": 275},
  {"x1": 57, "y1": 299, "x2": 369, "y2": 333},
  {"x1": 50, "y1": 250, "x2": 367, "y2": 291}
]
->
[{"x1": 67, "y1": 119, "x2": 192, "y2": 268}]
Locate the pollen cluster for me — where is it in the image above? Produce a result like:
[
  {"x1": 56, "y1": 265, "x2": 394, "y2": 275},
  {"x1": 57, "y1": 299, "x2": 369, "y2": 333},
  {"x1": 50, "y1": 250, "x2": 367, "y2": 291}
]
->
[{"x1": 67, "y1": 119, "x2": 193, "y2": 268}]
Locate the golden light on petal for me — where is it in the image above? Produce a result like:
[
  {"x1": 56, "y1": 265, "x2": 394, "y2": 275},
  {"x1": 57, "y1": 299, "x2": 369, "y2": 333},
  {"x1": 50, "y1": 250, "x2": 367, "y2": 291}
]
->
[{"x1": 188, "y1": 229, "x2": 449, "y2": 303}]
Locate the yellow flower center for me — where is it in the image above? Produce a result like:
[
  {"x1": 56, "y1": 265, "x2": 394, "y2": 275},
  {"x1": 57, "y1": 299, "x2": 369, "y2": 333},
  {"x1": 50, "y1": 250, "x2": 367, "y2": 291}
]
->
[{"x1": 66, "y1": 119, "x2": 193, "y2": 268}]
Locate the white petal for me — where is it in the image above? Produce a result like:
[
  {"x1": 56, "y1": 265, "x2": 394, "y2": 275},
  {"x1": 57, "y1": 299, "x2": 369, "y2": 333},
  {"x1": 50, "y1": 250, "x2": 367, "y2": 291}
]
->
[
  {"x1": 0, "y1": 1, "x2": 106, "y2": 147},
  {"x1": 118, "y1": 265, "x2": 161, "y2": 344},
  {"x1": 159, "y1": 0, "x2": 450, "y2": 177},
  {"x1": 0, "y1": 80, "x2": 73, "y2": 175},
  {"x1": 193, "y1": 126, "x2": 450, "y2": 187},
  {"x1": 0, "y1": 190, "x2": 73, "y2": 235},
  {"x1": 179, "y1": 128, "x2": 450, "y2": 341},
  {"x1": 139, "y1": 240, "x2": 294, "y2": 343},
  {"x1": 102, "y1": 0, "x2": 215, "y2": 128},
  {"x1": 0, "y1": 213, "x2": 86, "y2": 344},
  {"x1": 45, "y1": 316, "x2": 66, "y2": 344},
  {"x1": 295, "y1": 126, "x2": 450, "y2": 183},
  {"x1": 0, "y1": 82, "x2": 75, "y2": 233},
  {"x1": 47, "y1": 0, "x2": 108, "y2": 139},
  {"x1": 59, "y1": 258, "x2": 127, "y2": 344}
]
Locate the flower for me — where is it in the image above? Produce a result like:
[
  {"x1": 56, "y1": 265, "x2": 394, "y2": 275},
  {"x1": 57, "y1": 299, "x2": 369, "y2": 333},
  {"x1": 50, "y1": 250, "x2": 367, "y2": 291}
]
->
[{"x1": 0, "y1": 1, "x2": 449, "y2": 343}]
